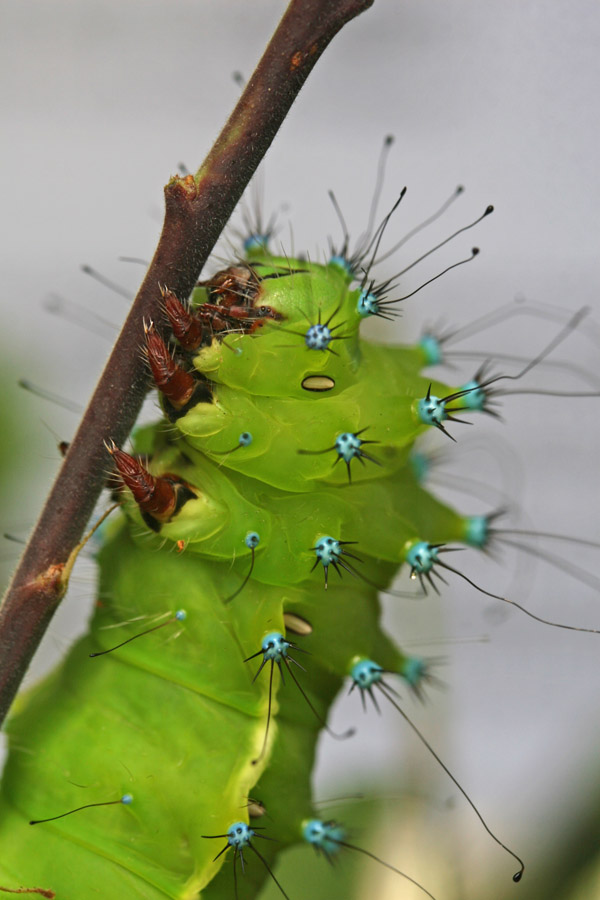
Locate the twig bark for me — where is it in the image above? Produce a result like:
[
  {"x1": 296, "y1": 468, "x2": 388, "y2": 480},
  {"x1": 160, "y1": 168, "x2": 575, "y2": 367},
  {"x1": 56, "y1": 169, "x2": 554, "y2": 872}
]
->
[{"x1": 0, "y1": 0, "x2": 374, "y2": 727}]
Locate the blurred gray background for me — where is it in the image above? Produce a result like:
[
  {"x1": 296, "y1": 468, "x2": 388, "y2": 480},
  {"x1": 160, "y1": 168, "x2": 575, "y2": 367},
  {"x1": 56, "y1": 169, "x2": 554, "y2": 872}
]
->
[{"x1": 1, "y1": 2, "x2": 600, "y2": 897}]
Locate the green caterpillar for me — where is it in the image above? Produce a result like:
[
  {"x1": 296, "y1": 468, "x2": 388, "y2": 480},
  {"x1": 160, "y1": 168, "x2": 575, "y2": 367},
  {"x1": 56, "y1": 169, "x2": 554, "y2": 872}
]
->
[
  {"x1": 3, "y1": 6, "x2": 600, "y2": 899},
  {"x1": 0, "y1": 208, "x2": 545, "y2": 898},
  {"x1": 8, "y1": 167, "x2": 600, "y2": 900}
]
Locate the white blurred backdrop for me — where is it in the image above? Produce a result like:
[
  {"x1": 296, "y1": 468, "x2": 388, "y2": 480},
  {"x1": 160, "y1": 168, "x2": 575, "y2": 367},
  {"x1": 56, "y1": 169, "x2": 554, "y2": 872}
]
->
[{"x1": 1, "y1": 2, "x2": 600, "y2": 897}]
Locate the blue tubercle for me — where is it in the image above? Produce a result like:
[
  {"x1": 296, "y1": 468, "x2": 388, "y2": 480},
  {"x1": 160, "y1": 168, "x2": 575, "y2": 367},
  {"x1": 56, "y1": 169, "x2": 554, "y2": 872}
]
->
[
  {"x1": 302, "y1": 818, "x2": 346, "y2": 856},
  {"x1": 120, "y1": 793, "x2": 133, "y2": 805},
  {"x1": 401, "y1": 655, "x2": 427, "y2": 688},
  {"x1": 464, "y1": 514, "x2": 490, "y2": 548},
  {"x1": 329, "y1": 254, "x2": 353, "y2": 276},
  {"x1": 409, "y1": 450, "x2": 430, "y2": 484},
  {"x1": 260, "y1": 632, "x2": 291, "y2": 663},
  {"x1": 311, "y1": 535, "x2": 360, "y2": 587},
  {"x1": 329, "y1": 429, "x2": 379, "y2": 482},
  {"x1": 298, "y1": 428, "x2": 378, "y2": 482},
  {"x1": 305, "y1": 323, "x2": 332, "y2": 351},
  {"x1": 406, "y1": 541, "x2": 439, "y2": 574},
  {"x1": 335, "y1": 432, "x2": 363, "y2": 463},
  {"x1": 243, "y1": 233, "x2": 270, "y2": 253},
  {"x1": 226, "y1": 821, "x2": 255, "y2": 849},
  {"x1": 350, "y1": 657, "x2": 384, "y2": 689},
  {"x1": 419, "y1": 333, "x2": 443, "y2": 366},
  {"x1": 245, "y1": 531, "x2": 260, "y2": 549},
  {"x1": 314, "y1": 536, "x2": 342, "y2": 567},
  {"x1": 356, "y1": 289, "x2": 379, "y2": 317},
  {"x1": 459, "y1": 379, "x2": 487, "y2": 411},
  {"x1": 417, "y1": 394, "x2": 447, "y2": 427},
  {"x1": 238, "y1": 431, "x2": 253, "y2": 446},
  {"x1": 175, "y1": 609, "x2": 187, "y2": 621}
]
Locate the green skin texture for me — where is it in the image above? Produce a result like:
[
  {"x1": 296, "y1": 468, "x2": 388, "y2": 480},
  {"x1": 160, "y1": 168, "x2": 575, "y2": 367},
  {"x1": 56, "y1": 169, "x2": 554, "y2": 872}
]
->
[{"x1": 0, "y1": 253, "x2": 476, "y2": 898}]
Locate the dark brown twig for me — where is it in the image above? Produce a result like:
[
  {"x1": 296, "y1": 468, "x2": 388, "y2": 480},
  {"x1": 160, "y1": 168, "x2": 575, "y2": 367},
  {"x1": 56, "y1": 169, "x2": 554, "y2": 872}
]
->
[{"x1": 0, "y1": 0, "x2": 374, "y2": 728}]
